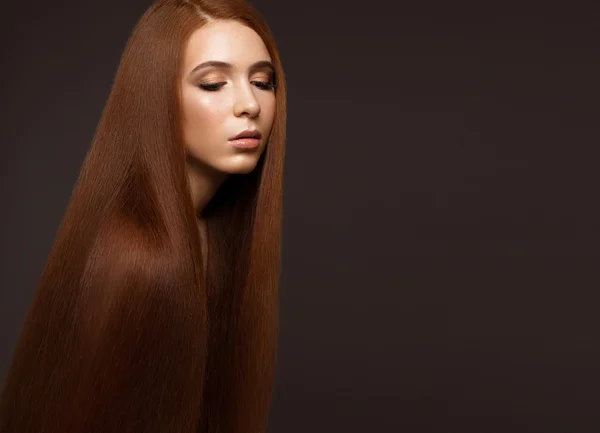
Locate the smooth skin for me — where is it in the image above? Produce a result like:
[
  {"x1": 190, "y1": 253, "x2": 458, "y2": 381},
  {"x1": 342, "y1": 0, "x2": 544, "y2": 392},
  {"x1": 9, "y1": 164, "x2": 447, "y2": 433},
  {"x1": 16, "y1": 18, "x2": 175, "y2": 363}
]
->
[
  {"x1": 180, "y1": 19, "x2": 276, "y2": 215},
  {"x1": 179, "y1": 19, "x2": 276, "y2": 270}
]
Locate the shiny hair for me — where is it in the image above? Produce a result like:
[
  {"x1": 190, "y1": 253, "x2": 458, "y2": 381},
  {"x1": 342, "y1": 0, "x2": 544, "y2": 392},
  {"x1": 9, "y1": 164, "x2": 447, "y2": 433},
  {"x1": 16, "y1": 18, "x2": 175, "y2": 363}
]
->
[{"x1": 0, "y1": 0, "x2": 286, "y2": 432}]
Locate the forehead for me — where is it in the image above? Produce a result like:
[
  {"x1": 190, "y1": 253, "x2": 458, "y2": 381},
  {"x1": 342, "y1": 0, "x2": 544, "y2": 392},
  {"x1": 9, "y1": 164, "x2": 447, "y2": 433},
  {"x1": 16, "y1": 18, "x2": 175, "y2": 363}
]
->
[{"x1": 183, "y1": 20, "x2": 271, "y2": 70}]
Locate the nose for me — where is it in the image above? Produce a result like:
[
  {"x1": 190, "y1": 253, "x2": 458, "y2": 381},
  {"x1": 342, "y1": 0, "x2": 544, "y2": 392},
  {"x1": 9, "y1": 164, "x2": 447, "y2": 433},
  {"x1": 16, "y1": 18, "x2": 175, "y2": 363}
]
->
[{"x1": 233, "y1": 82, "x2": 261, "y2": 118}]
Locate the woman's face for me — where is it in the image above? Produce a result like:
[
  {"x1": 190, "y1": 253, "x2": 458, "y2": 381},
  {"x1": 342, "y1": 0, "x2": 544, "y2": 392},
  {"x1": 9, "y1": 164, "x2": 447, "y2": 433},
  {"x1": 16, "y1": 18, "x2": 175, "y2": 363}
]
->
[{"x1": 180, "y1": 19, "x2": 276, "y2": 176}]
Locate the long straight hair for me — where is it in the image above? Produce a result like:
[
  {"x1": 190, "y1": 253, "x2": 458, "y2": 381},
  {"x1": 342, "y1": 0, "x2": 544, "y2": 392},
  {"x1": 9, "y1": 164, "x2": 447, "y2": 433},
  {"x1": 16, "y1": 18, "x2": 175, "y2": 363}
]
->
[{"x1": 0, "y1": 0, "x2": 286, "y2": 432}]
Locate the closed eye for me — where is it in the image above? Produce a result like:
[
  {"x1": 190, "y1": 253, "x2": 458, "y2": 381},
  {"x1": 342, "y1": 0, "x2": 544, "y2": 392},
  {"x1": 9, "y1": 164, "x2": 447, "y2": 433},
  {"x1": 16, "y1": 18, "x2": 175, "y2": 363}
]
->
[
  {"x1": 198, "y1": 81, "x2": 276, "y2": 92},
  {"x1": 252, "y1": 81, "x2": 276, "y2": 91}
]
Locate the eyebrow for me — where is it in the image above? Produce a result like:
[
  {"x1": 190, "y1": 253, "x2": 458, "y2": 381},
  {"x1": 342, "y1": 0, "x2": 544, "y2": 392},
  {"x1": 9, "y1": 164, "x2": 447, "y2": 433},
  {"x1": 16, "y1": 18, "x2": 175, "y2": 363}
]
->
[{"x1": 190, "y1": 60, "x2": 275, "y2": 75}]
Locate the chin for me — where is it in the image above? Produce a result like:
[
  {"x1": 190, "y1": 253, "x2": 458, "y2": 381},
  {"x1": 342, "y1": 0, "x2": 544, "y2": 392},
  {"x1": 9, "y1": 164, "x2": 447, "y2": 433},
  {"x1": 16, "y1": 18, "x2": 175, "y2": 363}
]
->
[{"x1": 219, "y1": 156, "x2": 261, "y2": 175}]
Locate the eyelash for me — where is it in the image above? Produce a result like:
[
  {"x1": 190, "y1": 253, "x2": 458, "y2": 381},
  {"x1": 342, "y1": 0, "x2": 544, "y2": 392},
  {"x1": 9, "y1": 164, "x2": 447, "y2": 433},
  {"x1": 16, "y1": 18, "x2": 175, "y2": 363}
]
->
[{"x1": 199, "y1": 81, "x2": 276, "y2": 92}]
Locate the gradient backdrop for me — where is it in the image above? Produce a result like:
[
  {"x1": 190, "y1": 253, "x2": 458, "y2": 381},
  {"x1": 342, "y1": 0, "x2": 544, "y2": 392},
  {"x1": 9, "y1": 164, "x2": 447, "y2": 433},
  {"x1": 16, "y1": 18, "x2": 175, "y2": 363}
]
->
[{"x1": 1, "y1": 1, "x2": 600, "y2": 432}]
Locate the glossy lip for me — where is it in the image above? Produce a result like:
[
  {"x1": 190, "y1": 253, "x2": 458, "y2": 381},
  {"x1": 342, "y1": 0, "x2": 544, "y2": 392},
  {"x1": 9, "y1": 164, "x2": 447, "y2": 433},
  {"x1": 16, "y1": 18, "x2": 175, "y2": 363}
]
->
[
  {"x1": 230, "y1": 138, "x2": 260, "y2": 149},
  {"x1": 229, "y1": 129, "x2": 262, "y2": 141}
]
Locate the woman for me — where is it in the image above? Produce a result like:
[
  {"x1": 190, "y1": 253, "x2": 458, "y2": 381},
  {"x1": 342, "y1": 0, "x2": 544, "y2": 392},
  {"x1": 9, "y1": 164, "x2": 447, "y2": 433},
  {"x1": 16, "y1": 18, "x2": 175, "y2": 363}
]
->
[{"x1": 0, "y1": 0, "x2": 287, "y2": 432}]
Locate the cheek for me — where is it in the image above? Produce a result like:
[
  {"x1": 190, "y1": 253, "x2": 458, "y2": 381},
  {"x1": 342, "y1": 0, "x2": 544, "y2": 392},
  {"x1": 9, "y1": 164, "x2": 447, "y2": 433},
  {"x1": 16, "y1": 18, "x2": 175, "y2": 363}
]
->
[
  {"x1": 262, "y1": 98, "x2": 277, "y2": 133},
  {"x1": 182, "y1": 96, "x2": 227, "y2": 142}
]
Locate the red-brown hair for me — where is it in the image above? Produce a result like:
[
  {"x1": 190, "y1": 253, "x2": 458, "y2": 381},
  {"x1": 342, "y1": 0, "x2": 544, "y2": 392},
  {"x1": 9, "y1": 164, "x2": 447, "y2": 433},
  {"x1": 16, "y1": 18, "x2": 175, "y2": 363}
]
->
[{"x1": 0, "y1": 0, "x2": 286, "y2": 432}]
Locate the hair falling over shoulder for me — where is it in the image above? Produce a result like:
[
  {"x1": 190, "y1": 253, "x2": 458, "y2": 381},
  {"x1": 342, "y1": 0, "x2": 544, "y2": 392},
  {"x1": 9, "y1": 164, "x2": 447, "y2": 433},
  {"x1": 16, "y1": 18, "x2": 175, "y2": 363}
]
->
[{"x1": 0, "y1": 0, "x2": 287, "y2": 432}]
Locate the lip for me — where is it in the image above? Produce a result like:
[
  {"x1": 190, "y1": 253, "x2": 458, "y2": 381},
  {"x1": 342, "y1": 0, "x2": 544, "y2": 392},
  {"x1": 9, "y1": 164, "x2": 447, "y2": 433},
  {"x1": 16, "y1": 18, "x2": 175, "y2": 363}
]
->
[
  {"x1": 229, "y1": 129, "x2": 262, "y2": 140},
  {"x1": 229, "y1": 138, "x2": 260, "y2": 149}
]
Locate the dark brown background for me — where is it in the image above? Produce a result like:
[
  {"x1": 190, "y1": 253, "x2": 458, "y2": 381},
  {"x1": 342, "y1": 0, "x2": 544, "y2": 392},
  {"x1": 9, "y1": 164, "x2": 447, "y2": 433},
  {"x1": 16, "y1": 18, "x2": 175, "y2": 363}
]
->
[{"x1": 1, "y1": 1, "x2": 599, "y2": 432}]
